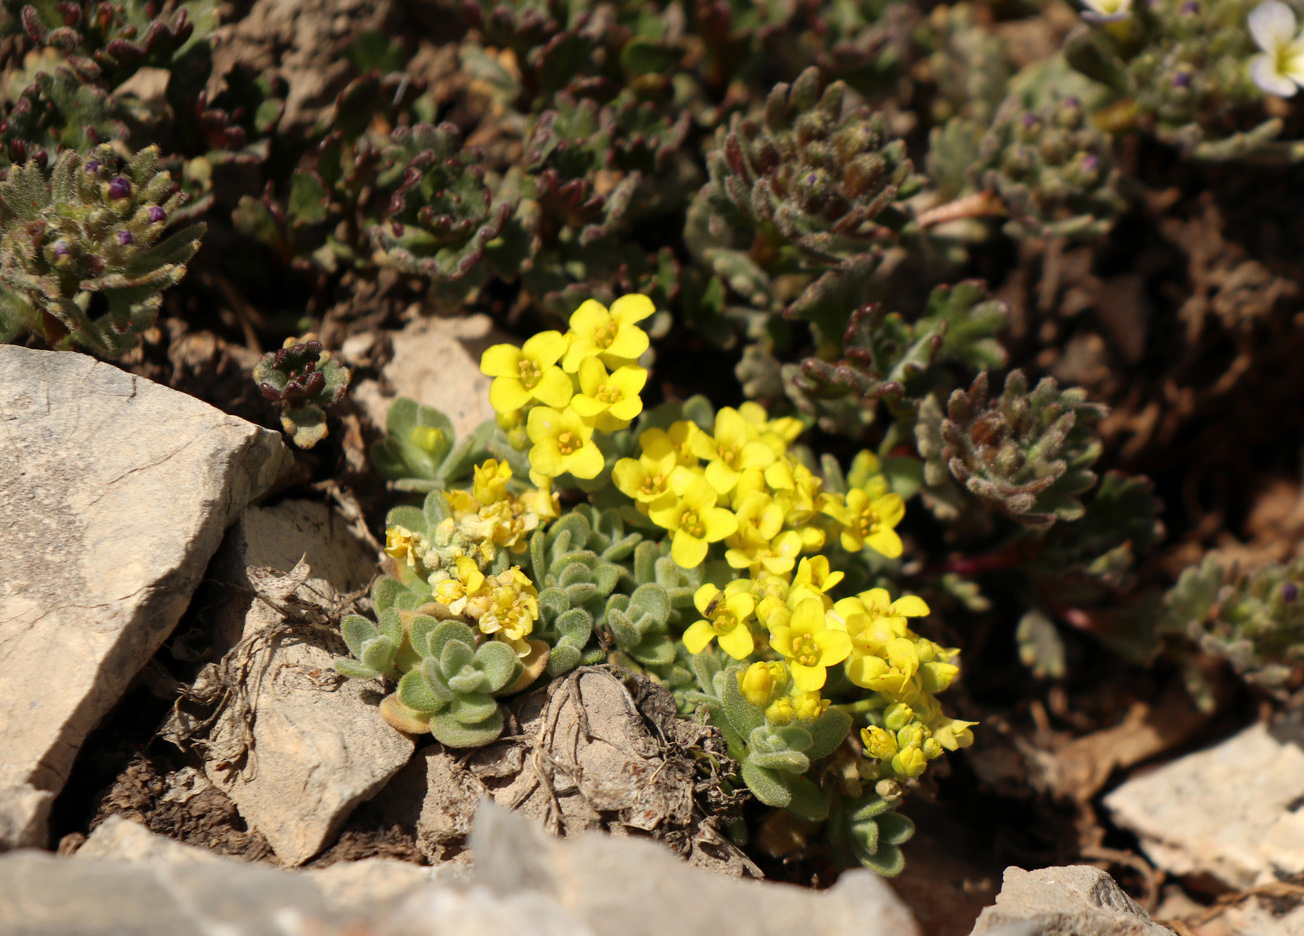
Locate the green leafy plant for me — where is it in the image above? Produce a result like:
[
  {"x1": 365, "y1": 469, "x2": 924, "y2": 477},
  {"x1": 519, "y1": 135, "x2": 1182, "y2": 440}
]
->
[
  {"x1": 0, "y1": 144, "x2": 204, "y2": 355},
  {"x1": 253, "y1": 333, "x2": 351, "y2": 448}
]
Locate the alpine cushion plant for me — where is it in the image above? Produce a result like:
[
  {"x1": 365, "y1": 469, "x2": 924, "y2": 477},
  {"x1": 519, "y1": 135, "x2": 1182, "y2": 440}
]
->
[
  {"x1": 0, "y1": 144, "x2": 204, "y2": 355},
  {"x1": 337, "y1": 292, "x2": 973, "y2": 877}
]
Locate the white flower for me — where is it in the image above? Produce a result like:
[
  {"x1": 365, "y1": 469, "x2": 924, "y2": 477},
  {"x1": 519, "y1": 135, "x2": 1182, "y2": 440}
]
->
[
  {"x1": 1249, "y1": 1, "x2": 1304, "y2": 97},
  {"x1": 1079, "y1": 0, "x2": 1133, "y2": 23}
]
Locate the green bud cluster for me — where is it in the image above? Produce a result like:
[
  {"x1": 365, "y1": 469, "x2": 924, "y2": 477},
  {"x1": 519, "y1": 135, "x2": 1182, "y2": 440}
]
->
[
  {"x1": 702, "y1": 67, "x2": 915, "y2": 262},
  {"x1": 974, "y1": 95, "x2": 1127, "y2": 241},
  {"x1": 1164, "y1": 554, "x2": 1304, "y2": 693},
  {"x1": 916, "y1": 369, "x2": 1107, "y2": 528},
  {"x1": 252, "y1": 333, "x2": 352, "y2": 449},
  {"x1": 371, "y1": 397, "x2": 499, "y2": 494},
  {"x1": 370, "y1": 122, "x2": 531, "y2": 307},
  {"x1": 0, "y1": 144, "x2": 204, "y2": 355}
]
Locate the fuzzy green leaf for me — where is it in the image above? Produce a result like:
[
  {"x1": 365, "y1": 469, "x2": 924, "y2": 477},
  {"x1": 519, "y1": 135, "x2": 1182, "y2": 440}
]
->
[
  {"x1": 340, "y1": 615, "x2": 376, "y2": 658},
  {"x1": 475, "y1": 640, "x2": 521, "y2": 694},
  {"x1": 741, "y1": 762, "x2": 793, "y2": 809},
  {"x1": 430, "y1": 707, "x2": 504, "y2": 748},
  {"x1": 397, "y1": 669, "x2": 447, "y2": 713}
]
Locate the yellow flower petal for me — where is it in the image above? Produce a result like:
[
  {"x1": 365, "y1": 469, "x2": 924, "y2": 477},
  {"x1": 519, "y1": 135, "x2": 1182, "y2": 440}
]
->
[
  {"x1": 610, "y1": 293, "x2": 655, "y2": 324},
  {"x1": 480, "y1": 343, "x2": 522, "y2": 378},
  {"x1": 532, "y1": 367, "x2": 574, "y2": 408},
  {"x1": 683, "y1": 619, "x2": 717, "y2": 654},
  {"x1": 489, "y1": 376, "x2": 531, "y2": 413},
  {"x1": 718, "y1": 623, "x2": 755, "y2": 660},
  {"x1": 671, "y1": 530, "x2": 708, "y2": 568}
]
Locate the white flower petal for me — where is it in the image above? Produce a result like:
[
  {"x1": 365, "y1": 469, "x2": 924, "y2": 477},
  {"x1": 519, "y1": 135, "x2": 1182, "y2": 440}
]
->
[
  {"x1": 1250, "y1": 0, "x2": 1299, "y2": 53},
  {"x1": 1081, "y1": 0, "x2": 1132, "y2": 18},
  {"x1": 1283, "y1": 42, "x2": 1304, "y2": 82},
  {"x1": 1251, "y1": 53, "x2": 1301, "y2": 95}
]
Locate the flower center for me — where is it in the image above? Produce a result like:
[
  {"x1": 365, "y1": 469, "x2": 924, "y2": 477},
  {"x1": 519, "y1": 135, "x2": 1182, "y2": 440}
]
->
[
  {"x1": 791, "y1": 633, "x2": 821, "y2": 667},
  {"x1": 557, "y1": 430, "x2": 583, "y2": 455},
  {"x1": 720, "y1": 443, "x2": 741, "y2": 468},
  {"x1": 594, "y1": 321, "x2": 618, "y2": 349},
  {"x1": 711, "y1": 610, "x2": 738, "y2": 634},
  {"x1": 856, "y1": 506, "x2": 878, "y2": 538},
  {"x1": 678, "y1": 506, "x2": 705, "y2": 538},
  {"x1": 595, "y1": 383, "x2": 623, "y2": 404},
  {"x1": 639, "y1": 472, "x2": 667, "y2": 497},
  {"x1": 517, "y1": 358, "x2": 542, "y2": 389}
]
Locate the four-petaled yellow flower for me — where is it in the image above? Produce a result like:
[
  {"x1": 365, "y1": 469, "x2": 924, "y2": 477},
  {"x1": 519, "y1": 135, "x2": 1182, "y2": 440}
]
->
[
  {"x1": 526, "y1": 406, "x2": 604, "y2": 481},
  {"x1": 648, "y1": 475, "x2": 738, "y2": 568},
  {"x1": 569, "y1": 358, "x2": 647, "y2": 432},
  {"x1": 769, "y1": 598, "x2": 852, "y2": 691},
  {"x1": 562, "y1": 294, "x2": 654, "y2": 371},
  {"x1": 691, "y1": 406, "x2": 776, "y2": 495},
  {"x1": 827, "y1": 488, "x2": 905, "y2": 558},
  {"x1": 684, "y1": 583, "x2": 756, "y2": 659},
  {"x1": 612, "y1": 434, "x2": 688, "y2": 505},
  {"x1": 481, "y1": 330, "x2": 573, "y2": 413}
]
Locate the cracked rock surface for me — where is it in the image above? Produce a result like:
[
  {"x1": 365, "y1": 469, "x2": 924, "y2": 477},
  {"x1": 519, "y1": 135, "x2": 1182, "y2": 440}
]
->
[{"x1": 0, "y1": 347, "x2": 291, "y2": 849}]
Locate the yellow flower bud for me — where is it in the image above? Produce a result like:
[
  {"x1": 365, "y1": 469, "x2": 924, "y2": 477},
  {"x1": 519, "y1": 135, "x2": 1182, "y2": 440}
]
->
[
  {"x1": 791, "y1": 690, "x2": 830, "y2": 721},
  {"x1": 896, "y1": 722, "x2": 924, "y2": 751},
  {"x1": 739, "y1": 662, "x2": 778, "y2": 707},
  {"x1": 890, "y1": 746, "x2": 928, "y2": 779},
  {"x1": 861, "y1": 725, "x2": 899, "y2": 760},
  {"x1": 923, "y1": 737, "x2": 944, "y2": 760},
  {"x1": 883, "y1": 702, "x2": 914, "y2": 732},
  {"x1": 411, "y1": 425, "x2": 445, "y2": 451},
  {"x1": 766, "y1": 697, "x2": 796, "y2": 725}
]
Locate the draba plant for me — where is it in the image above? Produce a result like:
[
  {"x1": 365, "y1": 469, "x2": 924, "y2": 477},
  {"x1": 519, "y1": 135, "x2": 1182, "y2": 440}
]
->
[
  {"x1": 252, "y1": 333, "x2": 352, "y2": 449},
  {"x1": 337, "y1": 293, "x2": 974, "y2": 876},
  {"x1": 916, "y1": 369, "x2": 1107, "y2": 529},
  {"x1": 0, "y1": 144, "x2": 204, "y2": 355},
  {"x1": 1163, "y1": 554, "x2": 1304, "y2": 694}
]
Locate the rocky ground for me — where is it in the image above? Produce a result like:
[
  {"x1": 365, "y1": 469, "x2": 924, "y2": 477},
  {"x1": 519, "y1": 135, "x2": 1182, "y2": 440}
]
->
[{"x1": 4, "y1": 326, "x2": 1303, "y2": 936}]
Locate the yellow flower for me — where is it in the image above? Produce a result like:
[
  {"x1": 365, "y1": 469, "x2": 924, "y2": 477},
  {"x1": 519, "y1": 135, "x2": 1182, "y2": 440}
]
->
[
  {"x1": 725, "y1": 491, "x2": 802, "y2": 574},
  {"x1": 562, "y1": 294, "x2": 654, "y2": 372},
  {"x1": 647, "y1": 475, "x2": 738, "y2": 568},
  {"x1": 690, "y1": 407, "x2": 776, "y2": 495},
  {"x1": 478, "y1": 566, "x2": 540, "y2": 655},
  {"x1": 435, "y1": 555, "x2": 487, "y2": 614},
  {"x1": 384, "y1": 525, "x2": 428, "y2": 569},
  {"x1": 788, "y1": 556, "x2": 844, "y2": 609},
  {"x1": 569, "y1": 358, "x2": 647, "y2": 432},
  {"x1": 862, "y1": 725, "x2": 899, "y2": 760},
  {"x1": 683, "y1": 583, "x2": 756, "y2": 659},
  {"x1": 769, "y1": 598, "x2": 852, "y2": 691},
  {"x1": 472, "y1": 458, "x2": 513, "y2": 506},
  {"x1": 738, "y1": 400, "x2": 804, "y2": 455},
  {"x1": 826, "y1": 488, "x2": 905, "y2": 558},
  {"x1": 891, "y1": 745, "x2": 928, "y2": 779},
  {"x1": 481, "y1": 331, "x2": 573, "y2": 413},
  {"x1": 612, "y1": 436, "x2": 689, "y2": 505},
  {"x1": 929, "y1": 715, "x2": 978, "y2": 751},
  {"x1": 526, "y1": 406, "x2": 604, "y2": 481}
]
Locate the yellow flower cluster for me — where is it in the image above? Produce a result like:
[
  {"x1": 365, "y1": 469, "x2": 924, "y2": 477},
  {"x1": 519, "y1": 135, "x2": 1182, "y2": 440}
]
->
[
  {"x1": 613, "y1": 404, "x2": 906, "y2": 570},
  {"x1": 604, "y1": 397, "x2": 969, "y2": 783},
  {"x1": 383, "y1": 459, "x2": 555, "y2": 654},
  {"x1": 480, "y1": 295, "x2": 654, "y2": 487}
]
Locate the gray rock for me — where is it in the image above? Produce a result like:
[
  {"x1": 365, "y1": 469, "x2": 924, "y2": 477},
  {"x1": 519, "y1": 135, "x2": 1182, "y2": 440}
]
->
[
  {"x1": 78, "y1": 815, "x2": 224, "y2": 865},
  {"x1": 0, "y1": 347, "x2": 290, "y2": 849},
  {"x1": 969, "y1": 866, "x2": 1174, "y2": 936},
  {"x1": 0, "y1": 785, "x2": 52, "y2": 851},
  {"x1": 0, "y1": 847, "x2": 335, "y2": 936},
  {"x1": 460, "y1": 800, "x2": 922, "y2": 936},
  {"x1": 1103, "y1": 722, "x2": 1304, "y2": 889},
  {"x1": 351, "y1": 313, "x2": 507, "y2": 441},
  {"x1": 163, "y1": 500, "x2": 414, "y2": 866}
]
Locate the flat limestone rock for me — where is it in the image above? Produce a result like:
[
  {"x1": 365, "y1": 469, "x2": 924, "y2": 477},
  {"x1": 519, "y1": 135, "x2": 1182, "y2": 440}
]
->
[
  {"x1": 0, "y1": 347, "x2": 290, "y2": 848},
  {"x1": 1103, "y1": 721, "x2": 1304, "y2": 889},
  {"x1": 969, "y1": 866, "x2": 1174, "y2": 936},
  {"x1": 350, "y1": 313, "x2": 507, "y2": 441},
  {"x1": 166, "y1": 500, "x2": 414, "y2": 866},
  {"x1": 420, "y1": 800, "x2": 922, "y2": 936},
  {"x1": 0, "y1": 847, "x2": 334, "y2": 936}
]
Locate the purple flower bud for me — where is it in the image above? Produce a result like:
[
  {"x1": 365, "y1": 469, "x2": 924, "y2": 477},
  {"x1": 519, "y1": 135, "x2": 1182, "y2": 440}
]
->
[
  {"x1": 108, "y1": 177, "x2": 131, "y2": 200},
  {"x1": 53, "y1": 240, "x2": 71, "y2": 259},
  {"x1": 1082, "y1": 154, "x2": 1101, "y2": 172},
  {"x1": 84, "y1": 159, "x2": 100, "y2": 174},
  {"x1": 1284, "y1": 583, "x2": 1299, "y2": 603},
  {"x1": 117, "y1": 230, "x2": 134, "y2": 246},
  {"x1": 1173, "y1": 71, "x2": 1193, "y2": 89},
  {"x1": 390, "y1": 221, "x2": 405, "y2": 237},
  {"x1": 806, "y1": 172, "x2": 818, "y2": 185},
  {"x1": 148, "y1": 206, "x2": 166, "y2": 223},
  {"x1": 1180, "y1": 1, "x2": 1198, "y2": 12},
  {"x1": 1022, "y1": 113, "x2": 1038, "y2": 129}
]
